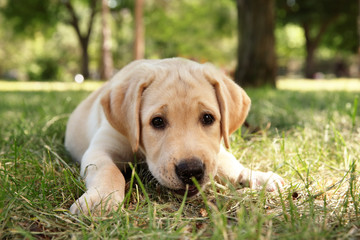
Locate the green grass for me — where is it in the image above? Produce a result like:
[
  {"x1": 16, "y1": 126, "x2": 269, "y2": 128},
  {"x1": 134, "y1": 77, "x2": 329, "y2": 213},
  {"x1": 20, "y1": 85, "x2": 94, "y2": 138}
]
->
[{"x1": 0, "y1": 80, "x2": 359, "y2": 239}]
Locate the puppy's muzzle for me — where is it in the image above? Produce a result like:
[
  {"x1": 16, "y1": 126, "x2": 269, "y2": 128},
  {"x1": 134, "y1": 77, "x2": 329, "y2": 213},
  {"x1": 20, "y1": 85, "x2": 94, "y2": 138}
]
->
[{"x1": 175, "y1": 158, "x2": 205, "y2": 185}]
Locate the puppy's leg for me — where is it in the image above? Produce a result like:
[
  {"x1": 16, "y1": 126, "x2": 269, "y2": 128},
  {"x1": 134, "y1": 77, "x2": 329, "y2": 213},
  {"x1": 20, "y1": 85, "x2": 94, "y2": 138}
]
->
[
  {"x1": 217, "y1": 146, "x2": 284, "y2": 191},
  {"x1": 70, "y1": 149, "x2": 125, "y2": 215}
]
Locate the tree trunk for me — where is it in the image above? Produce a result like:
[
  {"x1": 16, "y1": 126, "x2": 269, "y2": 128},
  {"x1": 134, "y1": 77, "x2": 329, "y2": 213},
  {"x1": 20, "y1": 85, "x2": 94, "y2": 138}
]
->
[
  {"x1": 80, "y1": 38, "x2": 90, "y2": 79},
  {"x1": 303, "y1": 23, "x2": 316, "y2": 78},
  {"x1": 100, "y1": 0, "x2": 114, "y2": 80},
  {"x1": 304, "y1": 44, "x2": 316, "y2": 78},
  {"x1": 63, "y1": 0, "x2": 97, "y2": 79},
  {"x1": 302, "y1": 17, "x2": 339, "y2": 79},
  {"x1": 134, "y1": 0, "x2": 145, "y2": 59},
  {"x1": 234, "y1": 0, "x2": 276, "y2": 87},
  {"x1": 303, "y1": 22, "x2": 321, "y2": 78}
]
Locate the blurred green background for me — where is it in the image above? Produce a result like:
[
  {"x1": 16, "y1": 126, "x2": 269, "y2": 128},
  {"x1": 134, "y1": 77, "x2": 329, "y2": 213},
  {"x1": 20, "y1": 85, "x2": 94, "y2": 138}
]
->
[{"x1": 0, "y1": 0, "x2": 358, "y2": 85}]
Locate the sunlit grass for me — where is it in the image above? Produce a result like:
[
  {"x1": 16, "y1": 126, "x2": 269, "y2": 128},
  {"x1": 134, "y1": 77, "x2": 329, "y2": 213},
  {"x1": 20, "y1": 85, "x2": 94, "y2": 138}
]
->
[
  {"x1": 277, "y1": 78, "x2": 360, "y2": 91},
  {"x1": 0, "y1": 80, "x2": 359, "y2": 239},
  {"x1": 1, "y1": 78, "x2": 360, "y2": 92},
  {"x1": 0, "y1": 80, "x2": 102, "y2": 92}
]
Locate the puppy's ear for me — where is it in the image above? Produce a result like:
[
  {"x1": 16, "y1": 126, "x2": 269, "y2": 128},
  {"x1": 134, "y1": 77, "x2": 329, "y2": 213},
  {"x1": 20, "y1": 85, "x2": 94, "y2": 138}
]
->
[
  {"x1": 101, "y1": 75, "x2": 154, "y2": 152},
  {"x1": 205, "y1": 71, "x2": 251, "y2": 148}
]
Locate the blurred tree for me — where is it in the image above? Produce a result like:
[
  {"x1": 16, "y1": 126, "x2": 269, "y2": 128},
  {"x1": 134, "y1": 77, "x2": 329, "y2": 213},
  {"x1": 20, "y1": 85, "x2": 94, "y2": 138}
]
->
[
  {"x1": 234, "y1": 0, "x2": 276, "y2": 87},
  {"x1": 1, "y1": 0, "x2": 98, "y2": 79},
  {"x1": 63, "y1": 0, "x2": 97, "y2": 79},
  {"x1": 144, "y1": 0, "x2": 236, "y2": 64},
  {"x1": 100, "y1": 0, "x2": 114, "y2": 80},
  {"x1": 134, "y1": 0, "x2": 144, "y2": 59},
  {"x1": 277, "y1": 0, "x2": 357, "y2": 78},
  {"x1": 1, "y1": 0, "x2": 60, "y2": 36}
]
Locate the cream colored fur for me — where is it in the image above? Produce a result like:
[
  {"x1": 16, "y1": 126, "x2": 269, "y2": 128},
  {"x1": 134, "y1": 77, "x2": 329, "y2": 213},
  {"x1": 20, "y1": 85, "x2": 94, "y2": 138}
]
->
[{"x1": 65, "y1": 58, "x2": 284, "y2": 214}]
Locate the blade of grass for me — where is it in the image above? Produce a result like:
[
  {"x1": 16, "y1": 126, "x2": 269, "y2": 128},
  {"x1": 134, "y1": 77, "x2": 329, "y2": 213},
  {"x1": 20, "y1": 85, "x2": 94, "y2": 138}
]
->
[
  {"x1": 128, "y1": 163, "x2": 151, "y2": 205},
  {"x1": 174, "y1": 187, "x2": 188, "y2": 226},
  {"x1": 351, "y1": 96, "x2": 358, "y2": 129},
  {"x1": 124, "y1": 166, "x2": 136, "y2": 208},
  {"x1": 128, "y1": 163, "x2": 154, "y2": 228}
]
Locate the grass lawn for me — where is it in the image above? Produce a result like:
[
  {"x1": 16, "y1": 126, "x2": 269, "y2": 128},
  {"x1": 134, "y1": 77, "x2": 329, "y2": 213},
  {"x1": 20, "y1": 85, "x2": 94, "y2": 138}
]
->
[{"x1": 0, "y1": 79, "x2": 359, "y2": 239}]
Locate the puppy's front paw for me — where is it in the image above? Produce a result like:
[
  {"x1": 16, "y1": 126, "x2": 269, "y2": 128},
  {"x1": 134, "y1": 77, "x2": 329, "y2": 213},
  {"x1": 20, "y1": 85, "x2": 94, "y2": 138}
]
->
[
  {"x1": 258, "y1": 171, "x2": 285, "y2": 192},
  {"x1": 70, "y1": 188, "x2": 124, "y2": 215},
  {"x1": 240, "y1": 169, "x2": 285, "y2": 192}
]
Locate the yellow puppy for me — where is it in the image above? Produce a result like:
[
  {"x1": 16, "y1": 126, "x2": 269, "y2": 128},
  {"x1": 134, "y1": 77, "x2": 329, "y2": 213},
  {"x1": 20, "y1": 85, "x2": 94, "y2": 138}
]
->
[{"x1": 65, "y1": 58, "x2": 284, "y2": 214}]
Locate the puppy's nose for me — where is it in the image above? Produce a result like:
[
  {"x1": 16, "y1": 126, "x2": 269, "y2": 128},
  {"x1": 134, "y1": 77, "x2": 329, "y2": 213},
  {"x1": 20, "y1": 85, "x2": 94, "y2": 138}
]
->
[{"x1": 175, "y1": 158, "x2": 204, "y2": 185}]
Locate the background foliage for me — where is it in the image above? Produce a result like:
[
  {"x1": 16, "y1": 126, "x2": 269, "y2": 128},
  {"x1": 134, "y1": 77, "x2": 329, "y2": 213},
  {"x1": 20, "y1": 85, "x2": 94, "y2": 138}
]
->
[{"x1": 0, "y1": 0, "x2": 358, "y2": 81}]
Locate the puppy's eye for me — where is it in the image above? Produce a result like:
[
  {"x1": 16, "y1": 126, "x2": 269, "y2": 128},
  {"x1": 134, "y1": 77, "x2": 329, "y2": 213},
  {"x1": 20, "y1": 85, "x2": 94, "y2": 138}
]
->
[
  {"x1": 201, "y1": 113, "x2": 215, "y2": 126},
  {"x1": 151, "y1": 117, "x2": 166, "y2": 129}
]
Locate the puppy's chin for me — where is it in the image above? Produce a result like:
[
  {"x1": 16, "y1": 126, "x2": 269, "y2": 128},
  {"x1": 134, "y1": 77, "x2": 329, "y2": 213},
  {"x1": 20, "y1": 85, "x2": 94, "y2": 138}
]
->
[{"x1": 173, "y1": 185, "x2": 200, "y2": 198}]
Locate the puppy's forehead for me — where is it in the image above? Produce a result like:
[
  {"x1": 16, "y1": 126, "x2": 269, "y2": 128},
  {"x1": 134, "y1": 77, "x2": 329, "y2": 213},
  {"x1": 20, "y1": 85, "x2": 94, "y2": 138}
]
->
[{"x1": 141, "y1": 68, "x2": 218, "y2": 115}]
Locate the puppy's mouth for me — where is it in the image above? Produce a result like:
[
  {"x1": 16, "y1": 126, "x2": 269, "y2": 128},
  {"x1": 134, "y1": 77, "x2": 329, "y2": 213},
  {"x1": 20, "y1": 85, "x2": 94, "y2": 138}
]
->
[{"x1": 173, "y1": 185, "x2": 199, "y2": 197}]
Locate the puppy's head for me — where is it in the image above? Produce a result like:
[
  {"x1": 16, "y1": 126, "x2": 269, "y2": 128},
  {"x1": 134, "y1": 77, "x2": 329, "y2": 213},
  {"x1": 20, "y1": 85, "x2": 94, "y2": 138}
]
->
[{"x1": 101, "y1": 58, "x2": 250, "y2": 196}]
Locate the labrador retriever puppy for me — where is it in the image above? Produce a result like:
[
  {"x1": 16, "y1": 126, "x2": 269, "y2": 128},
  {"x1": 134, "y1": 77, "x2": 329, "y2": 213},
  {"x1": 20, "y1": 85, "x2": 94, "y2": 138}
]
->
[{"x1": 65, "y1": 58, "x2": 284, "y2": 214}]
